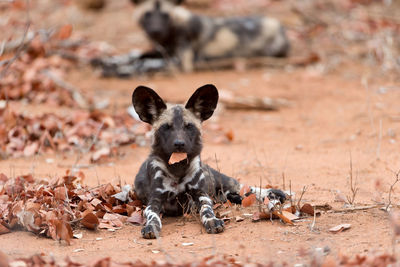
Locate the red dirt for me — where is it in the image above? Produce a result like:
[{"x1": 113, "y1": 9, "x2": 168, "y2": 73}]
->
[{"x1": 1, "y1": 0, "x2": 400, "y2": 265}]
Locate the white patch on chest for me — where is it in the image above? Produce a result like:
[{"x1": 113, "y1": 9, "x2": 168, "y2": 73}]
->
[{"x1": 153, "y1": 156, "x2": 201, "y2": 195}]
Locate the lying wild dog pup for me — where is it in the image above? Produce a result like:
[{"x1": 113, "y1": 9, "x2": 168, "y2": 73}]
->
[
  {"x1": 132, "y1": 0, "x2": 290, "y2": 72},
  {"x1": 132, "y1": 84, "x2": 286, "y2": 239}
]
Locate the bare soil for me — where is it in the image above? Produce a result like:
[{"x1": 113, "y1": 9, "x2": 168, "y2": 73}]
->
[{"x1": 1, "y1": 0, "x2": 400, "y2": 265}]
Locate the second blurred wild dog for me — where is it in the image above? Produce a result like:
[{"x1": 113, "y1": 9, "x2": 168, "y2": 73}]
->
[{"x1": 131, "y1": 0, "x2": 290, "y2": 72}]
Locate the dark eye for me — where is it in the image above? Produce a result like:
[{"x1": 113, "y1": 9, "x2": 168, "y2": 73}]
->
[
  {"x1": 185, "y1": 123, "x2": 194, "y2": 130},
  {"x1": 144, "y1": 12, "x2": 151, "y2": 19},
  {"x1": 161, "y1": 123, "x2": 172, "y2": 130}
]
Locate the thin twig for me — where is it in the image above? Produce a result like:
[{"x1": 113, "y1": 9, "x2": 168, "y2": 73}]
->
[
  {"x1": 0, "y1": 31, "x2": 35, "y2": 55},
  {"x1": 297, "y1": 186, "x2": 308, "y2": 210},
  {"x1": 386, "y1": 169, "x2": 400, "y2": 211},
  {"x1": 346, "y1": 152, "x2": 359, "y2": 205}
]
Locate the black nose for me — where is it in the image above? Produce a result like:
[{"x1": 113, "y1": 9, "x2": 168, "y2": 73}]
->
[
  {"x1": 174, "y1": 140, "x2": 185, "y2": 150},
  {"x1": 148, "y1": 29, "x2": 163, "y2": 36}
]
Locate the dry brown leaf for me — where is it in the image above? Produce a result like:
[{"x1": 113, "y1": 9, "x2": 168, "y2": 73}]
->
[
  {"x1": 272, "y1": 210, "x2": 294, "y2": 225},
  {"x1": 91, "y1": 147, "x2": 111, "y2": 163},
  {"x1": 252, "y1": 211, "x2": 271, "y2": 222},
  {"x1": 281, "y1": 211, "x2": 299, "y2": 221},
  {"x1": 126, "y1": 204, "x2": 134, "y2": 216},
  {"x1": 103, "y1": 213, "x2": 125, "y2": 227},
  {"x1": 98, "y1": 222, "x2": 116, "y2": 230},
  {"x1": 283, "y1": 206, "x2": 296, "y2": 214},
  {"x1": 17, "y1": 210, "x2": 41, "y2": 232},
  {"x1": 54, "y1": 187, "x2": 67, "y2": 201},
  {"x1": 57, "y1": 24, "x2": 73, "y2": 40},
  {"x1": 56, "y1": 220, "x2": 73, "y2": 245},
  {"x1": 235, "y1": 216, "x2": 244, "y2": 222},
  {"x1": 329, "y1": 223, "x2": 351, "y2": 233},
  {"x1": 23, "y1": 142, "x2": 38, "y2": 157},
  {"x1": 112, "y1": 205, "x2": 126, "y2": 214},
  {"x1": 90, "y1": 198, "x2": 102, "y2": 208},
  {"x1": 168, "y1": 152, "x2": 188, "y2": 165},
  {"x1": 0, "y1": 224, "x2": 10, "y2": 235},
  {"x1": 300, "y1": 203, "x2": 315, "y2": 216},
  {"x1": 225, "y1": 130, "x2": 234, "y2": 141},
  {"x1": 127, "y1": 211, "x2": 144, "y2": 225},
  {"x1": 241, "y1": 194, "x2": 256, "y2": 207},
  {"x1": 81, "y1": 212, "x2": 99, "y2": 230}
]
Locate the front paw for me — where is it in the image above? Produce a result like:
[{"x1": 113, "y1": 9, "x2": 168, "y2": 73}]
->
[
  {"x1": 141, "y1": 224, "x2": 160, "y2": 239},
  {"x1": 204, "y1": 218, "x2": 224, "y2": 234}
]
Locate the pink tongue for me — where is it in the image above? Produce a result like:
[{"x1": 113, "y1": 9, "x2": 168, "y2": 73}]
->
[{"x1": 168, "y1": 153, "x2": 188, "y2": 165}]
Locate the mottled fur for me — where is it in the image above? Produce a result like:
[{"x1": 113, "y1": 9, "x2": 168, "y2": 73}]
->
[
  {"x1": 132, "y1": 0, "x2": 290, "y2": 72},
  {"x1": 132, "y1": 84, "x2": 286, "y2": 239}
]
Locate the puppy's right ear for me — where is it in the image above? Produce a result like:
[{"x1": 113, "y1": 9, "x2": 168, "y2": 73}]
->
[{"x1": 132, "y1": 86, "x2": 167, "y2": 125}]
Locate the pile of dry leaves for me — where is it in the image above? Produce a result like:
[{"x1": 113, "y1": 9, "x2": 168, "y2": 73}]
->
[
  {"x1": 0, "y1": 251, "x2": 396, "y2": 266},
  {"x1": 0, "y1": 107, "x2": 147, "y2": 159},
  {"x1": 0, "y1": 170, "x2": 313, "y2": 246},
  {"x1": 0, "y1": 24, "x2": 106, "y2": 108},
  {"x1": 0, "y1": 172, "x2": 144, "y2": 245}
]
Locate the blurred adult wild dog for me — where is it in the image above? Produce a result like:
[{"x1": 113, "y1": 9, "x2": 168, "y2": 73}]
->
[{"x1": 131, "y1": 0, "x2": 290, "y2": 72}]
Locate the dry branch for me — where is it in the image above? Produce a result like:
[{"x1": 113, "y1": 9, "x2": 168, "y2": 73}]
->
[
  {"x1": 219, "y1": 90, "x2": 290, "y2": 111},
  {"x1": 330, "y1": 205, "x2": 381, "y2": 213},
  {"x1": 0, "y1": 31, "x2": 35, "y2": 55}
]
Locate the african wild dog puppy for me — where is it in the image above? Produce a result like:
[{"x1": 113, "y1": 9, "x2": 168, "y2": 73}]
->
[
  {"x1": 131, "y1": 0, "x2": 290, "y2": 72},
  {"x1": 132, "y1": 84, "x2": 286, "y2": 239}
]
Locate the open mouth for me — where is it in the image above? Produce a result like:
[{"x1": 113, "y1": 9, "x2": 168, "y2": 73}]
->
[{"x1": 168, "y1": 152, "x2": 188, "y2": 165}]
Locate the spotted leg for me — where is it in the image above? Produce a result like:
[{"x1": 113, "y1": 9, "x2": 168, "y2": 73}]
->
[
  {"x1": 142, "y1": 198, "x2": 162, "y2": 239},
  {"x1": 197, "y1": 195, "x2": 224, "y2": 234}
]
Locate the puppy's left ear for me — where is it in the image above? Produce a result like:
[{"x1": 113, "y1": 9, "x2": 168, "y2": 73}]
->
[
  {"x1": 185, "y1": 84, "x2": 218, "y2": 122},
  {"x1": 132, "y1": 86, "x2": 167, "y2": 125}
]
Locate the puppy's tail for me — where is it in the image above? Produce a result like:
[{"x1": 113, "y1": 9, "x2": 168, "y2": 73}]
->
[
  {"x1": 244, "y1": 185, "x2": 288, "y2": 205},
  {"x1": 204, "y1": 165, "x2": 288, "y2": 206}
]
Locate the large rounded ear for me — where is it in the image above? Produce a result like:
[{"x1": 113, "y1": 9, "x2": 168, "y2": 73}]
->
[
  {"x1": 132, "y1": 86, "x2": 167, "y2": 125},
  {"x1": 185, "y1": 84, "x2": 218, "y2": 122}
]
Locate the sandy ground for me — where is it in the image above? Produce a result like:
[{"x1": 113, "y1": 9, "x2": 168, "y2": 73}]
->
[{"x1": 1, "y1": 0, "x2": 400, "y2": 265}]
